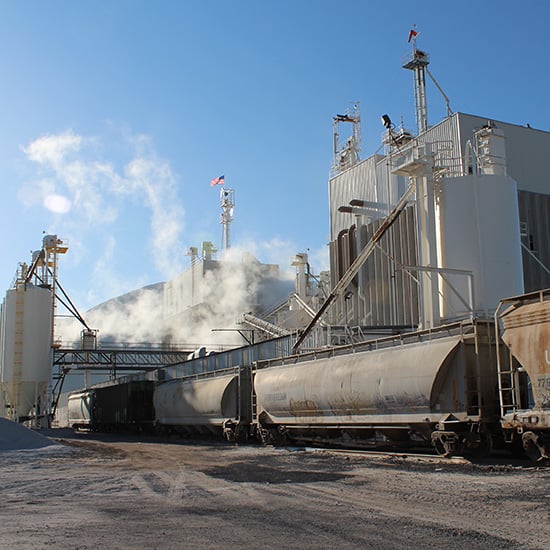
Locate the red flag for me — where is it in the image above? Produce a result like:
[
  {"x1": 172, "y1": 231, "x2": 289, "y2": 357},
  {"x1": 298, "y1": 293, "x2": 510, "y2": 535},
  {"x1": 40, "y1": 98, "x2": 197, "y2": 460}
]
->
[
  {"x1": 210, "y1": 175, "x2": 225, "y2": 187},
  {"x1": 408, "y1": 29, "x2": 418, "y2": 43}
]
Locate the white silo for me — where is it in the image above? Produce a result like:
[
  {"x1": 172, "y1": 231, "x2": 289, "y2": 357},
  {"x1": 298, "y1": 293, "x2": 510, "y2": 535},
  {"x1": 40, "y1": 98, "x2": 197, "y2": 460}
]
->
[
  {"x1": 436, "y1": 173, "x2": 524, "y2": 319},
  {"x1": 0, "y1": 283, "x2": 53, "y2": 422},
  {"x1": 435, "y1": 125, "x2": 524, "y2": 319}
]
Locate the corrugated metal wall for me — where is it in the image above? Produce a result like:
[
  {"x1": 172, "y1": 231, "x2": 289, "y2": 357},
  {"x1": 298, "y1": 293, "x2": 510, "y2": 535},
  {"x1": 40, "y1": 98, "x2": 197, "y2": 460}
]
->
[
  {"x1": 328, "y1": 205, "x2": 419, "y2": 328},
  {"x1": 160, "y1": 334, "x2": 296, "y2": 380},
  {"x1": 455, "y1": 113, "x2": 550, "y2": 195},
  {"x1": 518, "y1": 190, "x2": 550, "y2": 291},
  {"x1": 416, "y1": 114, "x2": 463, "y2": 177},
  {"x1": 329, "y1": 154, "x2": 398, "y2": 239},
  {"x1": 326, "y1": 113, "x2": 550, "y2": 332}
]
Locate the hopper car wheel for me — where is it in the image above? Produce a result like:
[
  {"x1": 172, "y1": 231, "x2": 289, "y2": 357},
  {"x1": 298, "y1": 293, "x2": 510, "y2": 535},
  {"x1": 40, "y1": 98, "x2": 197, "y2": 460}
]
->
[
  {"x1": 433, "y1": 438, "x2": 452, "y2": 458},
  {"x1": 258, "y1": 426, "x2": 289, "y2": 446},
  {"x1": 522, "y1": 431, "x2": 550, "y2": 462},
  {"x1": 222, "y1": 420, "x2": 236, "y2": 442},
  {"x1": 258, "y1": 426, "x2": 276, "y2": 446},
  {"x1": 508, "y1": 434, "x2": 526, "y2": 458},
  {"x1": 275, "y1": 425, "x2": 289, "y2": 446},
  {"x1": 432, "y1": 431, "x2": 456, "y2": 457}
]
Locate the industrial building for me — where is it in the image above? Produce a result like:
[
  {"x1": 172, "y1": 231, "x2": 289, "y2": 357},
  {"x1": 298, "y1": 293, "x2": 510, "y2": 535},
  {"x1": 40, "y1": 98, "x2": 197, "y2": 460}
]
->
[
  {"x1": 1, "y1": 39, "x2": 550, "y2": 435},
  {"x1": 323, "y1": 49, "x2": 550, "y2": 342},
  {"x1": 0, "y1": 233, "x2": 324, "y2": 424}
]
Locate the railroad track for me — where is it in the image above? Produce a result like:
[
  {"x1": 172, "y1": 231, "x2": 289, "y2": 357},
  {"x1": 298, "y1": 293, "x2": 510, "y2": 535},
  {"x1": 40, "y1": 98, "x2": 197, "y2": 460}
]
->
[
  {"x1": 295, "y1": 446, "x2": 470, "y2": 463},
  {"x1": 288, "y1": 445, "x2": 544, "y2": 468}
]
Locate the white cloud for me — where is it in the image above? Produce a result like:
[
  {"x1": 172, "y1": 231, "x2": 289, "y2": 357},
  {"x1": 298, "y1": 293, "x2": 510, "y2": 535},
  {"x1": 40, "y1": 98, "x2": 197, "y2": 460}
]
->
[
  {"x1": 91, "y1": 234, "x2": 156, "y2": 300},
  {"x1": 43, "y1": 194, "x2": 72, "y2": 214},
  {"x1": 21, "y1": 128, "x2": 186, "y2": 294},
  {"x1": 22, "y1": 131, "x2": 82, "y2": 168},
  {"x1": 123, "y1": 156, "x2": 184, "y2": 278},
  {"x1": 18, "y1": 178, "x2": 55, "y2": 208},
  {"x1": 227, "y1": 236, "x2": 304, "y2": 281},
  {"x1": 21, "y1": 130, "x2": 322, "y2": 347}
]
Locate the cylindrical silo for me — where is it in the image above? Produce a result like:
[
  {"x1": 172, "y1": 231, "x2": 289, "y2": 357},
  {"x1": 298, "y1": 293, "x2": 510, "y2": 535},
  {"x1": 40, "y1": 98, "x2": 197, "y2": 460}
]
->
[
  {"x1": 0, "y1": 284, "x2": 53, "y2": 421},
  {"x1": 436, "y1": 174, "x2": 524, "y2": 319}
]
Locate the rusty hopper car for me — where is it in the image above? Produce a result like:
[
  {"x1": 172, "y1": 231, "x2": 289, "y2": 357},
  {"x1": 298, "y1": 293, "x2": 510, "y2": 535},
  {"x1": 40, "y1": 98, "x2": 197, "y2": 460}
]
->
[
  {"x1": 154, "y1": 366, "x2": 252, "y2": 441},
  {"x1": 254, "y1": 320, "x2": 500, "y2": 457},
  {"x1": 497, "y1": 289, "x2": 550, "y2": 461}
]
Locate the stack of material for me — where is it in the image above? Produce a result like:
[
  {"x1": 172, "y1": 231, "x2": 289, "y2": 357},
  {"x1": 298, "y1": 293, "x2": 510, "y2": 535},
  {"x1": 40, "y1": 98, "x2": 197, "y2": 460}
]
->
[{"x1": 0, "y1": 418, "x2": 57, "y2": 451}]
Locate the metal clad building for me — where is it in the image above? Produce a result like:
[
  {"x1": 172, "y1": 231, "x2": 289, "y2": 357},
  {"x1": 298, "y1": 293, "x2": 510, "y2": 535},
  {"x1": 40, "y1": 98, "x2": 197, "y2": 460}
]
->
[{"x1": 328, "y1": 111, "x2": 550, "y2": 331}]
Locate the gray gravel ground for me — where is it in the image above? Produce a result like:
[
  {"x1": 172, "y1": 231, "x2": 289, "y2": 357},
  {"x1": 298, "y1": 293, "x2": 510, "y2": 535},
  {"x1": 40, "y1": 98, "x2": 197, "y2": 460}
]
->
[{"x1": 0, "y1": 430, "x2": 549, "y2": 549}]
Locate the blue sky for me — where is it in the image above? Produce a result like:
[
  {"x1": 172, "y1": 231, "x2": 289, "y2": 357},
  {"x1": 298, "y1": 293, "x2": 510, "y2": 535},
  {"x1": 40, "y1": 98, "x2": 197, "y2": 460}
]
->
[{"x1": 1, "y1": 0, "x2": 548, "y2": 310}]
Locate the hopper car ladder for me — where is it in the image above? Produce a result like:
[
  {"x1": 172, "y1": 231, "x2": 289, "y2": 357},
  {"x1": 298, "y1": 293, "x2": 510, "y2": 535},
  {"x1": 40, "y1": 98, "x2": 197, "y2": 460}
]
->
[
  {"x1": 494, "y1": 299, "x2": 520, "y2": 418},
  {"x1": 250, "y1": 364, "x2": 258, "y2": 425},
  {"x1": 497, "y1": 349, "x2": 518, "y2": 417}
]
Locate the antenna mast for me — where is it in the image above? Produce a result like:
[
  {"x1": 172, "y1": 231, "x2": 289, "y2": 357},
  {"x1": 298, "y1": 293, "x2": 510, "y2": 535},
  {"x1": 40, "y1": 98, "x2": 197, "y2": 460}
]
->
[
  {"x1": 220, "y1": 187, "x2": 235, "y2": 249},
  {"x1": 332, "y1": 102, "x2": 361, "y2": 175}
]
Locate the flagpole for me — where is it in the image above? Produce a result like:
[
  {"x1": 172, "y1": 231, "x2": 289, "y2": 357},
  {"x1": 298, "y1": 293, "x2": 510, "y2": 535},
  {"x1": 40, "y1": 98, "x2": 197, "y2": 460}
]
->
[{"x1": 220, "y1": 187, "x2": 234, "y2": 250}]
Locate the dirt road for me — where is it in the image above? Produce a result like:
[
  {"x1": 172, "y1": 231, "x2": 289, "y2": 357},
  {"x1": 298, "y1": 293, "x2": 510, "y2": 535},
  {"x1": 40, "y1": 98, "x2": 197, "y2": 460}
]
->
[{"x1": 0, "y1": 434, "x2": 548, "y2": 549}]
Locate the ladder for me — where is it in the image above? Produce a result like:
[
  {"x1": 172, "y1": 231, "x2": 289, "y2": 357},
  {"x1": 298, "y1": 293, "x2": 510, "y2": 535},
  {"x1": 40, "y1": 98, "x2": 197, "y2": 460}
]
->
[
  {"x1": 498, "y1": 348, "x2": 518, "y2": 417},
  {"x1": 250, "y1": 364, "x2": 258, "y2": 424}
]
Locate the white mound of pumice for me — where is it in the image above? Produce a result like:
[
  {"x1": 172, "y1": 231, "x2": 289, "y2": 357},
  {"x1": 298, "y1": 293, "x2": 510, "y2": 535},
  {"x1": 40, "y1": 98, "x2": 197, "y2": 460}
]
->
[{"x1": 0, "y1": 417, "x2": 63, "y2": 452}]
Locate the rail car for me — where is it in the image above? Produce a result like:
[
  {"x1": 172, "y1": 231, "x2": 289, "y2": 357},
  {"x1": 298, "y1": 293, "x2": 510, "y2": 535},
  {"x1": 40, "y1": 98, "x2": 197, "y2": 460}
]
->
[
  {"x1": 67, "y1": 390, "x2": 94, "y2": 430},
  {"x1": 67, "y1": 380, "x2": 155, "y2": 432},
  {"x1": 65, "y1": 290, "x2": 550, "y2": 462},
  {"x1": 153, "y1": 366, "x2": 252, "y2": 440},
  {"x1": 496, "y1": 289, "x2": 550, "y2": 461},
  {"x1": 253, "y1": 320, "x2": 500, "y2": 457}
]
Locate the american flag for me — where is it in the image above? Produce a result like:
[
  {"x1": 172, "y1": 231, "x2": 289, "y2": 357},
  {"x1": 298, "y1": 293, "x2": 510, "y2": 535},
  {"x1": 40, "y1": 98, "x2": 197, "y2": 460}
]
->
[{"x1": 210, "y1": 175, "x2": 225, "y2": 187}]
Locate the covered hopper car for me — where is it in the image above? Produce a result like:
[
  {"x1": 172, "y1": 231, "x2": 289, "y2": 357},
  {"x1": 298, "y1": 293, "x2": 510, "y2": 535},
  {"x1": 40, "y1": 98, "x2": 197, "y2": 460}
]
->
[
  {"x1": 253, "y1": 320, "x2": 500, "y2": 457},
  {"x1": 67, "y1": 390, "x2": 94, "y2": 430},
  {"x1": 154, "y1": 366, "x2": 252, "y2": 440},
  {"x1": 496, "y1": 289, "x2": 550, "y2": 461},
  {"x1": 65, "y1": 290, "x2": 550, "y2": 462}
]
